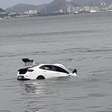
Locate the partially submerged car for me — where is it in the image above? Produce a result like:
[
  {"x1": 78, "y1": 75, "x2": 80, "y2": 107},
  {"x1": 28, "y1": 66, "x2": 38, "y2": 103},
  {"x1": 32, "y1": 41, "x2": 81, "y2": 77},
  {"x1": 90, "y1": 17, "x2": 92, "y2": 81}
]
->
[{"x1": 17, "y1": 58, "x2": 77, "y2": 80}]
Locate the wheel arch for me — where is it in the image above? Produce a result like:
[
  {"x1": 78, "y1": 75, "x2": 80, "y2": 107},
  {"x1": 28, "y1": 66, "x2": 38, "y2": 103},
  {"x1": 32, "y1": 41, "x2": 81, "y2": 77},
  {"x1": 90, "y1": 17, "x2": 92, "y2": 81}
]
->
[{"x1": 37, "y1": 75, "x2": 45, "y2": 80}]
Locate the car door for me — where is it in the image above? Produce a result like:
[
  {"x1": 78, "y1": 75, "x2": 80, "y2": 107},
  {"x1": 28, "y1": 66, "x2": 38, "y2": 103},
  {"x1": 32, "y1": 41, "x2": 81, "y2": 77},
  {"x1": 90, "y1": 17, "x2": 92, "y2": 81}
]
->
[
  {"x1": 39, "y1": 65, "x2": 69, "y2": 78},
  {"x1": 39, "y1": 65, "x2": 68, "y2": 78},
  {"x1": 39, "y1": 65, "x2": 57, "y2": 78}
]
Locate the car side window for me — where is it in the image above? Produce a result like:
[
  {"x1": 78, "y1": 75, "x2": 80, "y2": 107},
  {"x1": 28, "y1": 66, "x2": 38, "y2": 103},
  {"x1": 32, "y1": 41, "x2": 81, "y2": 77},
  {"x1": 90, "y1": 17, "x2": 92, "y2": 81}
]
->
[
  {"x1": 39, "y1": 65, "x2": 51, "y2": 70},
  {"x1": 54, "y1": 66, "x2": 69, "y2": 74},
  {"x1": 40, "y1": 65, "x2": 69, "y2": 74}
]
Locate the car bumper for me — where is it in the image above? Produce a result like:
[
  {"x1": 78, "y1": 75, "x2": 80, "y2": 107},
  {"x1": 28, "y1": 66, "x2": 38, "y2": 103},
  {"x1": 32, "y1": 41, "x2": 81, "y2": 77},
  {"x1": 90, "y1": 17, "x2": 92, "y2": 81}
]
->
[{"x1": 17, "y1": 76, "x2": 30, "y2": 81}]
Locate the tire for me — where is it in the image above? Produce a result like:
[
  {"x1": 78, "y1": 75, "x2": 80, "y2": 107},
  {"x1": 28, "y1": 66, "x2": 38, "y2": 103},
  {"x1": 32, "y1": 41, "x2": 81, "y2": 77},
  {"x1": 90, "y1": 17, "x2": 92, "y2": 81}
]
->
[{"x1": 37, "y1": 75, "x2": 45, "y2": 80}]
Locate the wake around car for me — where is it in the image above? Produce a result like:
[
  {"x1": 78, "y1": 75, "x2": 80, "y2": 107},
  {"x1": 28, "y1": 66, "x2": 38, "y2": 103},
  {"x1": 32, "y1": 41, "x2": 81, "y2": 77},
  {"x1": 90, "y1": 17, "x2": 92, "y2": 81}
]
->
[{"x1": 17, "y1": 58, "x2": 77, "y2": 80}]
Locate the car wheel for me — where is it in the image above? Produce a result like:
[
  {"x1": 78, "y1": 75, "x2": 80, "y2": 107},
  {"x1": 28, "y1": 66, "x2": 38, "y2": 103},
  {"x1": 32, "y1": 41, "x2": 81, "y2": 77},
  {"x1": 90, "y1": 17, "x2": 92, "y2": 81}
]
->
[{"x1": 37, "y1": 75, "x2": 45, "y2": 80}]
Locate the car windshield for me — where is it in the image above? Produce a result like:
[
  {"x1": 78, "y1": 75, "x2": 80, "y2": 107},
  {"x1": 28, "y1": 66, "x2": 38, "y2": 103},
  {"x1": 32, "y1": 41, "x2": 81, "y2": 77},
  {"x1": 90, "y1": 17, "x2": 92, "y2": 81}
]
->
[{"x1": 40, "y1": 65, "x2": 69, "y2": 74}]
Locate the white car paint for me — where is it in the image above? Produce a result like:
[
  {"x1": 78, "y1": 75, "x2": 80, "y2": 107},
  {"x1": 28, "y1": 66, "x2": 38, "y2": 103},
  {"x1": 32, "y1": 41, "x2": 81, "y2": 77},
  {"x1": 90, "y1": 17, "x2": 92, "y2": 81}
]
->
[{"x1": 17, "y1": 64, "x2": 77, "y2": 80}]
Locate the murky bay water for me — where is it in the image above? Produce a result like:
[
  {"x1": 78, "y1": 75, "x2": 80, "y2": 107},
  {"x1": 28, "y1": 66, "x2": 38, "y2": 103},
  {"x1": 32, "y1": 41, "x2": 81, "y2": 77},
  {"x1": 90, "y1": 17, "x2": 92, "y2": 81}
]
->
[{"x1": 0, "y1": 13, "x2": 112, "y2": 112}]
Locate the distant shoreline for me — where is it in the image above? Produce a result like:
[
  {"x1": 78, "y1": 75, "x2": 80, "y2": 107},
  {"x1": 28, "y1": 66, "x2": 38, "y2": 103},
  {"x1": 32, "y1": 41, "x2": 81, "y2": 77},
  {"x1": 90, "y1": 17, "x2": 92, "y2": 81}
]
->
[{"x1": 0, "y1": 11, "x2": 112, "y2": 21}]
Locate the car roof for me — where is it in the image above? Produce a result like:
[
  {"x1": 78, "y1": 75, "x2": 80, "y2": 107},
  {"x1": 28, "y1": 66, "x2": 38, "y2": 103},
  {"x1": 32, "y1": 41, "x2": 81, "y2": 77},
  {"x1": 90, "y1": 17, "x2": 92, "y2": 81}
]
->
[{"x1": 38, "y1": 64, "x2": 64, "y2": 68}]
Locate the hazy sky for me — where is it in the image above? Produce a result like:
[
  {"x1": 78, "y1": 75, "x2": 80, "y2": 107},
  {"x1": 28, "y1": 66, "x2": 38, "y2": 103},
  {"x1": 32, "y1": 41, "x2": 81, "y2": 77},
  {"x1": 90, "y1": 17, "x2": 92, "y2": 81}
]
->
[{"x1": 0, "y1": 0, "x2": 53, "y2": 9}]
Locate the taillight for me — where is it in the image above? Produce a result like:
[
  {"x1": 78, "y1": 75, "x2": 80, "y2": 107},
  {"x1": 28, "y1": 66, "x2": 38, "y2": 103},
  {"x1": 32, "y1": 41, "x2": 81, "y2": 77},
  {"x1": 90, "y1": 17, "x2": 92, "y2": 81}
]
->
[
  {"x1": 27, "y1": 69, "x2": 34, "y2": 72},
  {"x1": 18, "y1": 68, "x2": 28, "y2": 74}
]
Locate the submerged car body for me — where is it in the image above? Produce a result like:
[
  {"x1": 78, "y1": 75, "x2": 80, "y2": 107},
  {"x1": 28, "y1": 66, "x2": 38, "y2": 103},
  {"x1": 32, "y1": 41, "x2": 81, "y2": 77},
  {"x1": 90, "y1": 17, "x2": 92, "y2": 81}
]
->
[{"x1": 17, "y1": 64, "x2": 77, "y2": 80}]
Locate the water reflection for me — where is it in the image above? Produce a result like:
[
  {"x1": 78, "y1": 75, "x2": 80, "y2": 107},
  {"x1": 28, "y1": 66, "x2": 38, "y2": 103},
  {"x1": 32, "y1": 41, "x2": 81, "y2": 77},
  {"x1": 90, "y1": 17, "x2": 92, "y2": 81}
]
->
[
  {"x1": 19, "y1": 77, "x2": 72, "y2": 95},
  {"x1": 18, "y1": 80, "x2": 49, "y2": 112},
  {"x1": 19, "y1": 80, "x2": 48, "y2": 95},
  {"x1": 18, "y1": 78, "x2": 74, "y2": 112}
]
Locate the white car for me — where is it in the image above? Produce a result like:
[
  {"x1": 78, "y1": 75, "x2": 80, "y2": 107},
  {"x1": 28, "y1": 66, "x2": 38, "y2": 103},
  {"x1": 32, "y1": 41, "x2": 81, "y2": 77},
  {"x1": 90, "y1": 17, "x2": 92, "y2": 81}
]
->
[{"x1": 17, "y1": 59, "x2": 77, "y2": 80}]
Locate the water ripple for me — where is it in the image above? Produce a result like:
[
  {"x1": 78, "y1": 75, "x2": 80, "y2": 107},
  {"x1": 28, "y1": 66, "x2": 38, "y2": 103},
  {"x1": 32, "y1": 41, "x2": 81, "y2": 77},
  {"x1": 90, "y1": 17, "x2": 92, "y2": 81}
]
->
[
  {"x1": 87, "y1": 106, "x2": 102, "y2": 109},
  {"x1": 1, "y1": 29, "x2": 100, "y2": 38},
  {"x1": 87, "y1": 93, "x2": 106, "y2": 98},
  {"x1": 0, "y1": 47, "x2": 112, "y2": 58},
  {"x1": 0, "y1": 110, "x2": 11, "y2": 112}
]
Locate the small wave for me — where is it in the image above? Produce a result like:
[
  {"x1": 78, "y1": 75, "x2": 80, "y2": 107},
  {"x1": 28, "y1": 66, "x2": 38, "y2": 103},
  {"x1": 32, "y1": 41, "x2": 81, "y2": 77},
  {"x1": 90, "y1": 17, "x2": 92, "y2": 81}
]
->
[
  {"x1": 0, "y1": 110, "x2": 11, "y2": 112},
  {"x1": 62, "y1": 48, "x2": 112, "y2": 54},
  {"x1": 96, "y1": 111, "x2": 112, "y2": 112},
  {"x1": 1, "y1": 29, "x2": 100, "y2": 38},
  {"x1": 0, "y1": 47, "x2": 111, "y2": 58},
  {"x1": 87, "y1": 93, "x2": 106, "y2": 98},
  {"x1": 64, "y1": 96, "x2": 87, "y2": 101},
  {"x1": 0, "y1": 51, "x2": 47, "y2": 58},
  {"x1": 84, "y1": 49, "x2": 112, "y2": 53},
  {"x1": 87, "y1": 106, "x2": 102, "y2": 109}
]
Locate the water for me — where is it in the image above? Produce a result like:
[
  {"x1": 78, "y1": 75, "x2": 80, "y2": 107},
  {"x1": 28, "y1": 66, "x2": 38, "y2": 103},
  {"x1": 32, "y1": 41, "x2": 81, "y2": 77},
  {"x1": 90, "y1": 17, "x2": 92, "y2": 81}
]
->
[{"x1": 0, "y1": 12, "x2": 112, "y2": 112}]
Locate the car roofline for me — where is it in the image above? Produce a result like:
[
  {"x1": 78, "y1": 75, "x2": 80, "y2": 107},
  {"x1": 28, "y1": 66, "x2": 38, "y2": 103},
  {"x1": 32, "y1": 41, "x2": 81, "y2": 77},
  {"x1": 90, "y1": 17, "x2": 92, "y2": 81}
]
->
[{"x1": 37, "y1": 64, "x2": 70, "y2": 73}]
